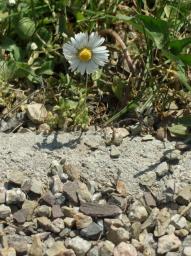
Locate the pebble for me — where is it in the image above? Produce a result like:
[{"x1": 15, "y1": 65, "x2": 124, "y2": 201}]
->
[
  {"x1": 51, "y1": 175, "x2": 63, "y2": 194},
  {"x1": 110, "y1": 145, "x2": 120, "y2": 158},
  {"x1": 107, "y1": 225, "x2": 129, "y2": 244},
  {"x1": 0, "y1": 247, "x2": 16, "y2": 256},
  {"x1": 13, "y1": 209, "x2": 26, "y2": 224},
  {"x1": 87, "y1": 246, "x2": 99, "y2": 256},
  {"x1": 67, "y1": 236, "x2": 92, "y2": 256},
  {"x1": 80, "y1": 222, "x2": 103, "y2": 240},
  {"x1": 183, "y1": 247, "x2": 191, "y2": 256},
  {"x1": 22, "y1": 200, "x2": 38, "y2": 221},
  {"x1": 0, "y1": 186, "x2": 6, "y2": 204},
  {"x1": 6, "y1": 188, "x2": 26, "y2": 204},
  {"x1": 26, "y1": 103, "x2": 48, "y2": 124},
  {"x1": 74, "y1": 212, "x2": 92, "y2": 229},
  {"x1": 128, "y1": 203, "x2": 148, "y2": 223},
  {"x1": 171, "y1": 214, "x2": 187, "y2": 229},
  {"x1": 45, "y1": 241, "x2": 66, "y2": 256},
  {"x1": 0, "y1": 204, "x2": 11, "y2": 219},
  {"x1": 51, "y1": 205, "x2": 63, "y2": 219},
  {"x1": 113, "y1": 242, "x2": 137, "y2": 256},
  {"x1": 30, "y1": 178, "x2": 43, "y2": 195},
  {"x1": 28, "y1": 235, "x2": 44, "y2": 256},
  {"x1": 116, "y1": 180, "x2": 128, "y2": 197},
  {"x1": 64, "y1": 217, "x2": 75, "y2": 228},
  {"x1": 63, "y1": 163, "x2": 81, "y2": 181},
  {"x1": 40, "y1": 191, "x2": 55, "y2": 206},
  {"x1": 176, "y1": 185, "x2": 191, "y2": 205},
  {"x1": 154, "y1": 208, "x2": 171, "y2": 237},
  {"x1": 62, "y1": 206, "x2": 78, "y2": 218},
  {"x1": 157, "y1": 233, "x2": 181, "y2": 254},
  {"x1": 7, "y1": 170, "x2": 27, "y2": 186},
  {"x1": 99, "y1": 240, "x2": 115, "y2": 256},
  {"x1": 35, "y1": 205, "x2": 52, "y2": 218},
  {"x1": 155, "y1": 161, "x2": 169, "y2": 178}
]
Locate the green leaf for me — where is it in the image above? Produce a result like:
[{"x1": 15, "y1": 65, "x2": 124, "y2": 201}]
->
[
  {"x1": 170, "y1": 38, "x2": 191, "y2": 55},
  {"x1": 175, "y1": 116, "x2": 191, "y2": 127},
  {"x1": 0, "y1": 60, "x2": 16, "y2": 81},
  {"x1": 138, "y1": 15, "x2": 169, "y2": 49},
  {"x1": 36, "y1": 60, "x2": 54, "y2": 75},
  {"x1": 17, "y1": 17, "x2": 36, "y2": 39},
  {"x1": 178, "y1": 54, "x2": 191, "y2": 66},
  {"x1": 0, "y1": 38, "x2": 22, "y2": 61}
]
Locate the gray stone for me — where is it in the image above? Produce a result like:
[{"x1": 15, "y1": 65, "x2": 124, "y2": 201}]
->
[
  {"x1": 64, "y1": 217, "x2": 75, "y2": 228},
  {"x1": 45, "y1": 241, "x2": 66, "y2": 256},
  {"x1": 52, "y1": 175, "x2": 63, "y2": 194},
  {"x1": 28, "y1": 235, "x2": 44, "y2": 256},
  {"x1": 62, "y1": 206, "x2": 78, "y2": 218},
  {"x1": 171, "y1": 214, "x2": 187, "y2": 229},
  {"x1": 35, "y1": 205, "x2": 51, "y2": 218},
  {"x1": 128, "y1": 202, "x2": 148, "y2": 223},
  {"x1": 157, "y1": 233, "x2": 181, "y2": 254},
  {"x1": 30, "y1": 178, "x2": 43, "y2": 195},
  {"x1": 67, "y1": 236, "x2": 92, "y2": 256},
  {"x1": 107, "y1": 225, "x2": 129, "y2": 245},
  {"x1": 37, "y1": 217, "x2": 59, "y2": 233},
  {"x1": 155, "y1": 161, "x2": 169, "y2": 178},
  {"x1": 0, "y1": 185, "x2": 6, "y2": 204},
  {"x1": 142, "y1": 208, "x2": 159, "y2": 230},
  {"x1": 183, "y1": 247, "x2": 191, "y2": 256},
  {"x1": 110, "y1": 145, "x2": 120, "y2": 158},
  {"x1": 74, "y1": 212, "x2": 92, "y2": 229},
  {"x1": 8, "y1": 236, "x2": 28, "y2": 255},
  {"x1": 22, "y1": 200, "x2": 38, "y2": 221},
  {"x1": 63, "y1": 163, "x2": 81, "y2": 180},
  {"x1": 87, "y1": 246, "x2": 99, "y2": 256},
  {"x1": 26, "y1": 103, "x2": 47, "y2": 124},
  {"x1": 84, "y1": 139, "x2": 100, "y2": 150},
  {"x1": 143, "y1": 192, "x2": 156, "y2": 207},
  {"x1": 154, "y1": 208, "x2": 171, "y2": 237},
  {"x1": 52, "y1": 205, "x2": 64, "y2": 219},
  {"x1": 113, "y1": 242, "x2": 137, "y2": 256},
  {"x1": 13, "y1": 209, "x2": 26, "y2": 224},
  {"x1": 40, "y1": 191, "x2": 55, "y2": 206},
  {"x1": 52, "y1": 218, "x2": 65, "y2": 230},
  {"x1": 80, "y1": 222, "x2": 103, "y2": 240},
  {"x1": 0, "y1": 204, "x2": 11, "y2": 219},
  {"x1": 54, "y1": 193, "x2": 66, "y2": 205},
  {"x1": 7, "y1": 170, "x2": 27, "y2": 186},
  {"x1": 176, "y1": 185, "x2": 191, "y2": 205},
  {"x1": 6, "y1": 188, "x2": 26, "y2": 204},
  {"x1": 99, "y1": 240, "x2": 114, "y2": 256}
]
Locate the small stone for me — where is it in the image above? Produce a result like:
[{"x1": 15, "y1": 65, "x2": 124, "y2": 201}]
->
[
  {"x1": 80, "y1": 202, "x2": 122, "y2": 218},
  {"x1": 84, "y1": 139, "x2": 100, "y2": 150},
  {"x1": 52, "y1": 218, "x2": 65, "y2": 230},
  {"x1": 6, "y1": 188, "x2": 26, "y2": 204},
  {"x1": 30, "y1": 178, "x2": 43, "y2": 195},
  {"x1": 64, "y1": 217, "x2": 75, "y2": 228},
  {"x1": 99, "y1": 240, "x2": 115, "y2": 256},
  {"x1": 7, "y1": 170, "x2": 27, "y2": 186},
  {"x1": 0, "y1": 247, "x2": 16, "y2": 256},
  {"x1": 54, "y1": 193, "x2": 66, "y2": 205},
  {"x1": 183, "y1": 247, "x2": 191, "y2": 256},
  {"x1": 87, "y1": 246, "x2": 99, "y2": 256},
  {"x1": 37, "y1": 217, "x2": 59, "y2": 233},
  {"x1": 113, "y1": 242, "x2": 137, "y2": 256},
  {"x1": 143, "y1": 192, "x2": 156, "y2": 207},
  {"x1": 110, "y1": 145, "x2": 120, "y2": 158},
  {"x1": 62, "y1": 206, "x2": 78, "y2": 218},
  {"x1": 107, "y1": 225, "x2": 129, "y2": 245},
  {"x1": 139, "y1": 172, "x2": 156, "y2": 187},
  {"x1": 80, "y1": 222, "x2": 103, "y2": 240},
  {"x1": 128, "y1": 202, "x2": 148, "y2": 223},
  {"x1": 50, "y1": 160, "x2": 63, "y2": 176},
  {"x1": 175, "y1": 229, "x2": 189, "y2": 238},
  {"x1": 0, "y1": 185, "x2": 6, "y2": 204},
  {"x1": 176, "y1": 185, "x2": 191, "y2": 205},
  {"x1": 22, "y1": 200, "x2": 38, "y2": 221},
  {"x1": 35, "y1": 205, "x2": 52, "y2": 218},
  {"x1": 108, "y1": 194, "x2": 127, "y2": 210},
  {"x1": 63, "y1": 181, "x2": 79, "y2": 205},
  {"x1": 0, "y1": 204, "x2": 11, "y2": 219},
  {"x1": 9, "y1": 237, "x2": 28, "y2": 255},
  {"x1": 116, "y1": 180, "x2": 128, "y2": 197},
  {"x1": 154, "y1": 208, "x2": 171, "y2": 237},
  {"x1": 171, "y1": 214, "x2": 187, "y2": 229},
  {"x1": 104, "y1": 218, "x2": 123, "y2": 230},
  {"x1": 155, "y1": 161, "x2": 169, "y2": 178},
  {"x1": 142, "y1": 135, "x2": 154, "y2": 141},
  {"x1": 52, "y1": 205, "x2": 64, "y2": 219},
  {"x1": 13, "y1": 209, "x2": 26, "y2": 224},
  {"x1": 52, "y1": 175, "x2": 63, "y2": 194},
  {"x1": 67, "y1": 236, "x2": 91, "y2": 256},
  {"x1": 63, "y1": 164, "x2": 81, "y2": 180},
  {"x1": 37, "y1": 123, "x2": 50, "y2": 135},
  {"x1": 131, "y1": 222, "x2": 142, "y2": 240},
  {"x1": 74, "y1": 212, "x2": 92, "y2": 229},
  {"x1": 26, "y1": 103, "x2": 47, "y2": 124},
  {"x1": 45, "y1": 241, "x2": 66, "y2": 256},
  {"x1": 112, "y1": 128, "x2": 123, "y2": 146},
  {"x1": 141, "y1": 208, "x2": 159, "y2": 230},
  {"x1": 40, "y1": 191, "x2": 55, "y2": 206},
  {"x1": 28, "y1": 235, "x2": 44, "y2": 256},
  {"x1": 157, "y1": 233, "x2": 181, "y2": 254}
]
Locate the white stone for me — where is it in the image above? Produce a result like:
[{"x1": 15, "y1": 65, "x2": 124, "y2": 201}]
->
[
  {"x1": 157, "y1": 233, "x2": 181, "y2": 254},
  {"x1": 6, "y1": 188, "x2": 26, "y2": 204},
  {"x1": 67, "y1": 236, "x2": 91, "y2": 256}
]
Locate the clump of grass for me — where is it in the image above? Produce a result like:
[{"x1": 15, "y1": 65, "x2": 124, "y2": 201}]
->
[{"x1": 0, "y1": 0, "x2": 191, "y2": 137}]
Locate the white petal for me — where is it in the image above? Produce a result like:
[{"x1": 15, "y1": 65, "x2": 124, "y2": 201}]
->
[
  {"x1": 86, "y1": 60, "x2": 98, "y2": 74},
  {"x1": 88, "y1": 33, "x2": 105, "y2": 48},
  {"x1": 69, "y1": 58, "x2": 81, "y2": 71},
  {"x1": 92, "y1": 46, "x2": 108, "y2": 53},
  {"x1": 77, "y1": 62, "x2": 88, "y2": 75}
]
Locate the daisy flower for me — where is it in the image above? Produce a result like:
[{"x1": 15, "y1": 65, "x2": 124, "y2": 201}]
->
[{"x1": 63, "y1": 32, "x2": 109, "y2": 75}]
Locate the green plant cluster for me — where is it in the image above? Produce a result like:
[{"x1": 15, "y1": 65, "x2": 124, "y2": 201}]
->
[{"x1": 0, "y1": 0, "x2": 191, "y2": 134}]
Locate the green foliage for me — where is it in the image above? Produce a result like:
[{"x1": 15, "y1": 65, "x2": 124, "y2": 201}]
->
[{"x1": 0, "y1": 0, "x2": 191, "y2": 132}]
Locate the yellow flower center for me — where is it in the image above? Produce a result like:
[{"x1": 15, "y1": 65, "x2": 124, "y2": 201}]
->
[{"x1": 78, "y1": 48, "x2": 92, "y2": 62}]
